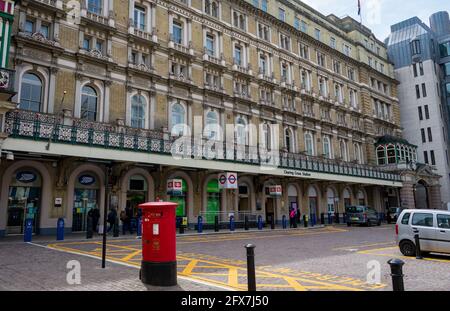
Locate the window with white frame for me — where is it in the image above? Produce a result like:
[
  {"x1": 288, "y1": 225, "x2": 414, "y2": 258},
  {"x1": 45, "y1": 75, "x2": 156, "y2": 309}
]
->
[
  {"x1": 354, "y1": 143, "x2": 363, "y2": 164},
  {"x1": 172, "y1": 20, "x2": 183, "y2": 44},
  {"x1": 234, "y1": 43, "x2": 242, "y2": 65},
  {"x1": 235, "y1": 116, "x2": 248, "y2": 145},
  {"x1": 259, "y1": 53, "x2": 268, "y2": 75},
  {"x1": 261, "y1": 122, "x2": 272, "y2": 150},
  {"x1": 300, "y1": 69, "x2": 311, "y2": 90},
  {"x1": 234, "y1": 79, "x2": 249, "y2": 96},
  {"x1": 317, "y1": 51, "x2": 326, "y2": 67},
  {"x1": 343, "y1": 44, "x2": 351, "y2": 56},
  {"x1": 339, "y1": 140, "x2": 348, "y2": 161},
  {"x1": 278, "y1": 8, "x2": 285, "y2": 22},
  {"x1": 134, "y1": 5, "x2": 146, "y2": 30},
  {"x1": 258, "y1": 22, "x2": 270, "y2": 42},
  {"x1": 334, "y1": 84, "x2": 343, "y2": 103},
  {"x1": 299, "y1": 43, "x2": 309, "y2": 59},
  {"x1": 81, "y1": 85, "x2": 98, "y2": 121},
  {"x1": 347, "y1": 67, "x2": 355, "y2": 81},
  {"x1": 205, "y1": 33, "x2": 215, "y2": 56},
  {"x1": 318, "y1": 76, "x2": 327, "y2": 97},
  {"x1": 322, "y1": 135, "x2": 332, "y2": 159},
  {"x1": 131, "y1": 94, "x2": 146, "y2": 129},
  {"x1": 205, "y1": 110, "x2": 220, "y2": 140},
  {"x1": 205, "y1": 0, "x2": 219, "y2": 18},
  {"x1": 170, "y1": 101, "x2": 186, "y2": 136},
  {"x1": 20, "y1": 72, "x2": 43, "y2": 112},
  {"x1": 333, "y1": 60, "x2": 341, "y2": 74},
  {"x1": 279, "y1": 33, "x2": 290, "y2": 51},
  {"x1": 87, "y1": 0, "x2": 103, "y2": 15},
  {"x1": 305, "y1": 132, "x2": 314, "y2": 156},
  {"x1": 330, "y1": 37, "x2": 336, "y2": 49},
  {"x1": 285, "y1": 128, "x2": 294, "y2": 152},
  {"x1": 170, "y1": 60, "x2": 188, "y2": 78},
  {"x1": 280, "y1": 61, "x2": 290, "y2": 83},
  {"x1": 205, "y1": 71, "x2": 220, "y2": 89},
  {"x1": 233, "y1": 10, "x2": 246, "y2": 31},
  {"x1": 349, "y1": 89, "x2": 357, "y2": 108}
]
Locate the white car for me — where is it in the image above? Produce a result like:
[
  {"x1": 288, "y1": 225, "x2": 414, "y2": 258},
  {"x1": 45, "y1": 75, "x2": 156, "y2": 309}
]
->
[{"x1": 395, "y1": 209, "x2": 450, "y2": 256}]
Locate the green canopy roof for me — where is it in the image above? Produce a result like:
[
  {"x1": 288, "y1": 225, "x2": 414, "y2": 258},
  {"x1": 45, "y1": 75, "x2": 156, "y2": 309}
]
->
[{"x1": 375, "y1": 135, "x2": 417, "y2": 148}]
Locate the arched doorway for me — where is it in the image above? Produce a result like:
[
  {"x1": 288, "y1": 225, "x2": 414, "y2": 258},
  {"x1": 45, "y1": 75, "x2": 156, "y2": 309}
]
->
[
  {"x1": 357, "y1": 190, "x2": 366, "y2": 206},
  {"x1": 415, "y1": 181, "x2": 429, "y2": 209},
  {"x1": 288, "y1": 184, "x2": 299, "y2": 211},
  {"x1": 126, "y1": 175, "x2": 148, "y2": 217},
  {"x1": 72, "y1": 173, "x2": 100, "y2": 232},
  {"x1": 327, "y1": 188, "x2": 336, "y2": 214},
  {"x1": 238, "y1": 182, "x2": 250, "y2": 212},
  {"x1": 308, "y1": 186, "x2": 319, "y2": 220},
  {"x1": 264, "y1": 184, "x2": 277, "y2": 225},
  {"x1": 343, "y1": 188, "x2": 352, "y2": 208},
  {"x1": 7, "y1": 169, "x2": 42, "y2": 234}
]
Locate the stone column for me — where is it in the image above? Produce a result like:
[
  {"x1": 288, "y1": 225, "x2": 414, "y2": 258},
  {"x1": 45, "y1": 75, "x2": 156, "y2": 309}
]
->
[
  {"x1": 428, "y1": 184, "x2": 442, "y2": 210},
  {"x1": 399, "y1": 181, "x2": 415, "y2": 210}
]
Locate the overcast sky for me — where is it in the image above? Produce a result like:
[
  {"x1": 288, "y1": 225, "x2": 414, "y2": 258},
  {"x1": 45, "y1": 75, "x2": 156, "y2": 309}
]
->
[{"x1": 301, "y1": 0, "x2": 448, "y2": 41}]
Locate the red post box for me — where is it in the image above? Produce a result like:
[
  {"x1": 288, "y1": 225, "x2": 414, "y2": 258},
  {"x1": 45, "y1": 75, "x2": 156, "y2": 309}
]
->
[{"x1": 138, "y1": 201, "x2": 178, "y2": 286}]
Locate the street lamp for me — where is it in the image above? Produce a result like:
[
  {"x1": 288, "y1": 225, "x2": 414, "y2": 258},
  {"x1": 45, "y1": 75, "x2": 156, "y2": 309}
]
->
[{"x1": 101, "y1": 164, "x2": 113, "y2": 269}]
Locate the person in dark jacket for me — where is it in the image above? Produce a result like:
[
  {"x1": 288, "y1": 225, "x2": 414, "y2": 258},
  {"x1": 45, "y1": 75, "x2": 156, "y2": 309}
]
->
[
  {"x1": 91, "y1": 207, "x2": 100, "y2": 233},
  {"x1": 107, "y1": 208, "x2": 117, "y2": 233}
]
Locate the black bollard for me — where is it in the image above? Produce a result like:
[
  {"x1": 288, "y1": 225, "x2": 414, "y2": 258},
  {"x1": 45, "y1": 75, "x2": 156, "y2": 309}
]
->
[
  {"x1": 270, "y1": 216, "x2": 275, "y2": 230},
  {"x1": 244, "y1": 216, "x2": 249, "y2": 231},
  {"x1": 245, "y1": 244, "x2": 256, "y2": 291},
  {"x1": 86, "y1": 216, "x2": 93, "y2": 239},
  {"x1": 214, "y1": 215, "x2": 219, "y2": 232},
  {"x1": 387, "y1": 258, "x2": 405, "y2": 291},
  {"x1": 303, "y1": 215, "x2": 308, "y2": 227},
  {"x1": 179, "y1": 224, "x2": 185, "y2": 234},
  {"x1": 320, "y1": 213, "x2": 325, "y2": 225},
  {"x1": 335, "y1": 212, "x2": 340, "y2": 224},
  {"x1": 414, "y1": 234, "x2": 423, "y2": 259}
]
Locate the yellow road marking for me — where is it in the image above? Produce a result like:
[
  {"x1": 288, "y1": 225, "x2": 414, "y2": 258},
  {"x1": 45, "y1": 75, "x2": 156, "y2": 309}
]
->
[
  {"x1": 332, "y1": 242, "x2": 395, "y2": 251},
  {"x1": 47, "y1": 237, "x2": 381, "y2": 291}
]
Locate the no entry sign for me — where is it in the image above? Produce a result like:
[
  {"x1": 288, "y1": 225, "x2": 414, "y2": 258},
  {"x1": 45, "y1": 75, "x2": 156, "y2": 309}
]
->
[{"x1": 218, "y1": 172, "x2": 238, "y2": 189}]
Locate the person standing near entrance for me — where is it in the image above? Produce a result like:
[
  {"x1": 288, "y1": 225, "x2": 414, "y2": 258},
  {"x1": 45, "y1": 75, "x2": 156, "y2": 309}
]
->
[
  {"x1": 107, "y1": 207, "x2": 117, "y2": 233},
  {"x1": 91, "y1": 207, "x2": 100, "y2": 233},
  {"x1": 289, "y1": 208, "x2": 296, "y2": 228}
]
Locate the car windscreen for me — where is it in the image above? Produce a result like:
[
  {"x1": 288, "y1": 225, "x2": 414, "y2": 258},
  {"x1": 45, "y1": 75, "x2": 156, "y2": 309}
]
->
[{"x1": 346, "y1": 206, "x2": 364, "y2": 213}]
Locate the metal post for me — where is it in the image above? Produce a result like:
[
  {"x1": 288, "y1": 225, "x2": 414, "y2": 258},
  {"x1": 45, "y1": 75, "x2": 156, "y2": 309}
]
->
[
  {"x1": 137, "y1": 216, "x2": 142, "y2": 237},
  {"x1": 270, "y1": 216, "x2": 275, "y2": 230},
  {"x1": 257, "y1": 215, "x2": 263, "y2": 230},
  {"x1": 245, "y1": 244, "x2": 256, "y2": 292},
  {"x1": 230, "y1": 215, "x2": 235, "y2": 231},
  {"x1": 56, "y1": 218, "x2": 64, "y2": 241},
  {"x1": 414, "y1": 234, "x2": 423, "y2": 259},
  {"x1": 335, "y1": 212, "x2": 340, "y2": 224},
  {"x1": 282, "y1": 215, "x2": 287, "y2": 229},
  {"x1": 303, "y1": 215, "x2": 308, "y2": 227},
  {"x1": 321, "y1": 213, "x2": 325, "y2": 225},
  {"x1": 387, "y1": 258, "x2": 405, "y2": 291},
  {"x1": 244, "y1": 215, "x2": 249, "y2": 231},
  {"x1": 24, "y1": 219, "x2": 33, "y2": 243}
]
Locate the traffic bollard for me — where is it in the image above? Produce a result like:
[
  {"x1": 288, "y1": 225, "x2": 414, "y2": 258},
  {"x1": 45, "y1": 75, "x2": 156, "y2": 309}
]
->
[
  {"x1": 24, "y1": 218, "x2": 33, "y2": 242},
  {"x1": 343, "y1": 213, "x2": 347, "y2": 224},
  {"x1": 214, "y1": 215, "x2": 219, "y2": 232},
  {"x1": 335, "y1": 212, "x2": 340, "y2": 224},
  {"x1": 328, "y1": 213, "x2": 332, "y2": 224},
  {"x1": 415, "y1": 234, "x2": 423, "y2": 259},
  {"x1": 244, "y1": 216, "x2": 249, "y2": 231},
  {"x1": 86, "y1": 216, "x2": 93, "y2": 239},
  {"x1": 387, "y1": 258, "x2": 405, "y2": 291},
  {"x1": 320, "y1": 213, "x2": 325, "y2": 225},
  {"x1": 113, "y1": 217, "x2": 119, "y2": 237},
  {"x1": 282, "y1": 215, "x2": 287, "y2": 229},
  {"x1": 257, "y1": 215, "x2": 263, "y2": 230},
  {"x1": 311, "y1": 214, "x2": 316, "y2": 226},
  {"x1": 57, "y1": 218, "x2": 65, "y2": 241},
  {"x1": 245, "y1": 244, "x2": 256, "y2": 291},
  {"x1": 197, "y1": 216, "x2": 203, "y2": 234},
  {"x1": 179, "y1": 224, "x2": 185, "y2": 234},
  {"x1": 303, "y1": 215, "x2": 308, "y2": 227},
  {"x1": 270, "y1": 216, "x2": 275, "y2": 230},
  {"x1": 230, "y1": 215, "x2": 235, "y2": 232}
]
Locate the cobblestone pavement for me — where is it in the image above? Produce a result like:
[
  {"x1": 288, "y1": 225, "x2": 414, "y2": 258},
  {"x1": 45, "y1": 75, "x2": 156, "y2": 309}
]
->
[{"x1": 1, "y1": 224, "x2": 449, "y2": 291}]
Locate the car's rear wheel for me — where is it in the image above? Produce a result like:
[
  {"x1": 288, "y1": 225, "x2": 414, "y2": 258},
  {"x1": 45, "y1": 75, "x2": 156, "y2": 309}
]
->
[{"x1": 399, "y1": 240, "x2": 416, "y2": 256}]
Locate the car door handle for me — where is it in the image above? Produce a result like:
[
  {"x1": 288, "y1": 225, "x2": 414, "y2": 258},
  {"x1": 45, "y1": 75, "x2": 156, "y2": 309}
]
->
[
  {"x1": 441, "y1": 230, "x2": 447, "y2": 233},
  {"x1": 412, "y1": 228, "x2": 419, "y2": 233}
]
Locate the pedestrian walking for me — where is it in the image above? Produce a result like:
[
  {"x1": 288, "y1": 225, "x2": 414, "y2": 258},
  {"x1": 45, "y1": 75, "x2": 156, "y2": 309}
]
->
[{"x1": 107, "y1": 208, "x2": 117, "y2": 233}]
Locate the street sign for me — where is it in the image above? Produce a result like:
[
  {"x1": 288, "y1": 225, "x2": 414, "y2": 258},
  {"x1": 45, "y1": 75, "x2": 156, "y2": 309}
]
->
[
  {"x1": 218, "y1": 172, "x2": 238, "y2": 189},
  {"x1": 269, "y1": 185, "x2": 282, "y2": 197},
  {"x1": 167, "y1": 179, "x2": 183, "y2": 196}
]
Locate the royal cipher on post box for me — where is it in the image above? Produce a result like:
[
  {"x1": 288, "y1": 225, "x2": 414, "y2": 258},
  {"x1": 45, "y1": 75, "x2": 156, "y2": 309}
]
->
[{"x1": 138, "y1": 201, "x2": 178, "y2": 286}]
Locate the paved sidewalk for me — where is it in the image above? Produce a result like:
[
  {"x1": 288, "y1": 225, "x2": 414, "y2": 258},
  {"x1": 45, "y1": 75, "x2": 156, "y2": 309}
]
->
[{"x1": 0, "y1": 242, "x2": 222, "y2": 291}]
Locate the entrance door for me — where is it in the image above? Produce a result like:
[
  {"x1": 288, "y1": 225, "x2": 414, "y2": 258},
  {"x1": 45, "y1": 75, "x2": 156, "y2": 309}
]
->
[
  {"x1": 7, "y1": 186, "x2": 41, "y2": 234},
  {"x1": 265, "y1": 197, "x2": 275, "y2": 224},
  {"x1": 206, "y1": 179, "x2": 221, "y2": 224},
  {"x1": 7, "y1": 170, "x2": 42, "y2": 235},
  {"x1": 72, "y1": 189, "x2": 98, "y2": 232},
  {"x1": 309, "y1": 197, "x2": 318, "y2": 219}
]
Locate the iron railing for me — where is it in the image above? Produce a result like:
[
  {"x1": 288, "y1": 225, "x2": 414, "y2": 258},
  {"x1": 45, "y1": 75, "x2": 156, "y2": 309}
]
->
[{"x1": 4, "y1": 110, "x2": 402, "y2": 182}]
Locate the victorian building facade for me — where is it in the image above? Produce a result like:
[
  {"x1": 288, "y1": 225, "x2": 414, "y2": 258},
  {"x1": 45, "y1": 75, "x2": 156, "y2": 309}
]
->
[{"x1": 0, "y1": 0, "x2": 430, "y2": 235}]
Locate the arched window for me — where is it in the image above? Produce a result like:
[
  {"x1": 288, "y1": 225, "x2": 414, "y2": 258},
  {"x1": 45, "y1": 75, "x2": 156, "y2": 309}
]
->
[
  {"x1": 131, "y1": 95, "x2": 146, "y2": 129},
  {"x1": 340, "y1": 140, "x2": 348, "y2": 161},
  {"x1": 354, "y1": 143, "x2": 362, "y2": 164},
  {"x1": 305, "y1": 132, "x2": 314, "y2": 156},
  {"x1": 285, "y1": 128, "x2": 294, "y2": 152},
  {"x1": 81, "y1": 85, "x2": 98, "y2": 121},
  {"x1": 20, "y1": 73, "x2": 43, "y2": 112},
  {"x1": 211, "y1": 1, "x2": 218, "y2": 17},
  {"x1": 171, "y1": 102, "x2": 186, "y2": 136},
  {"x1": 88, "y1": 0, "x2": 103, "y2": 15},
  {"x1": 387, "y1": 144, "x2": 396, "y2": 164},
  {"x1": 323, "y1": 136, "x2": 331, "y2": 159},
  {"x1": 377, "y1": 146, "x2": 386, "y2": 165},
  {"x1": 261, "y1": 122, "x2": 271, "y2": 150},
  {"x1": 205, "y1": 110, "x2": 219, "y2": 140},
  {"x1": 235, "y1": 117, "x2": 248, "y2": 146}
]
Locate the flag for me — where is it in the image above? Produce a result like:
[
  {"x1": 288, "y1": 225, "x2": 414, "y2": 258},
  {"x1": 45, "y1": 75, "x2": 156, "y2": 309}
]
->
[{"x1": 358, "y1": 0, "x2": 361, "y2": 16}]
